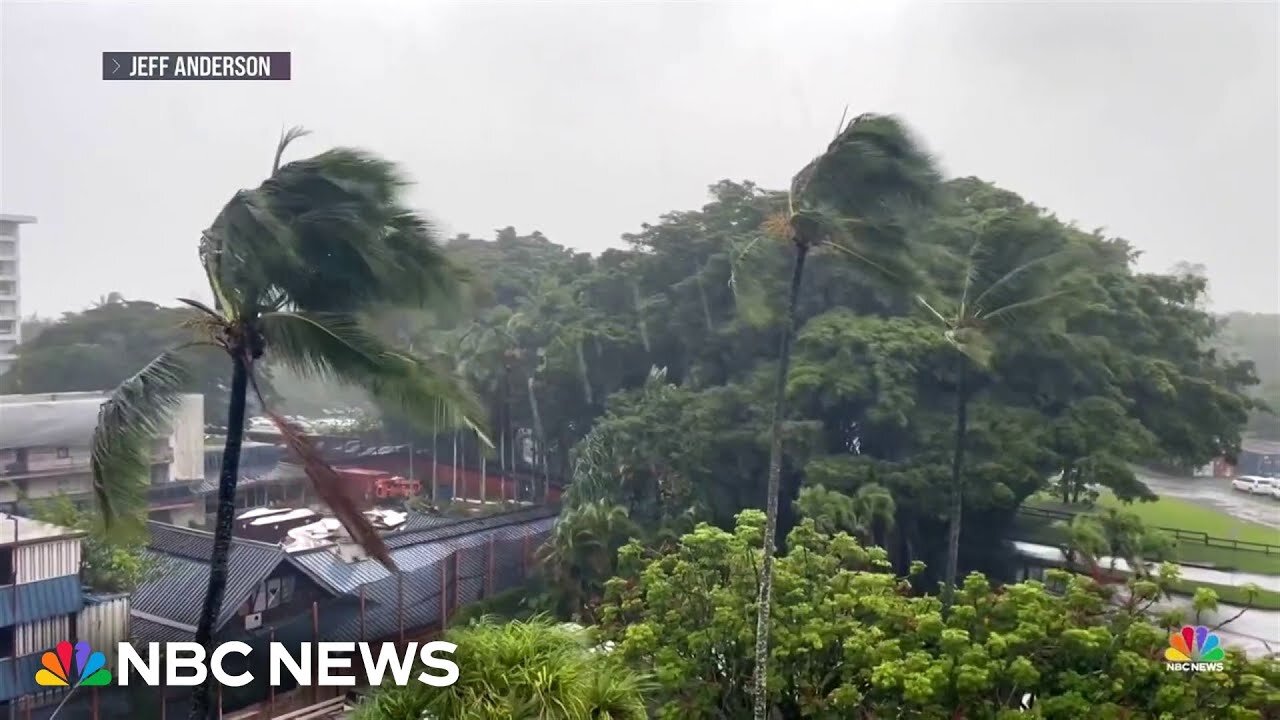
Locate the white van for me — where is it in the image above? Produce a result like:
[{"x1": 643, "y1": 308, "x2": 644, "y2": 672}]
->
[{"x1": 1231, "y1": 475, "x2": 1279, "y2": 495}]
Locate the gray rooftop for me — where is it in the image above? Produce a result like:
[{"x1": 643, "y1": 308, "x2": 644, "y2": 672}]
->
[
  {"x1": 0, "y1": 514, "x2": 84, "y2": 545},
  {"x1": 0, "y1": 393, "x2": 108, "y2": 451},
  {"x1": 133, "y1": 522, "x2": 298, "y2": 630}
]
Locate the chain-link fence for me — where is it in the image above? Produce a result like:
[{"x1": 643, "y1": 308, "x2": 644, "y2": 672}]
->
[{"x1": 16, "y1": 513, "x2": 554, "y2": 720}]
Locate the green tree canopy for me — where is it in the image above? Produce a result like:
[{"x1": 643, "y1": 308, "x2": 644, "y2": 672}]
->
[{"x1": 599, "y1": 511, "x2": 1280, "y2": 719}]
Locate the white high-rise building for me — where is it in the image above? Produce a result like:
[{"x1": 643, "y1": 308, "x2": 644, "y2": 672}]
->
[{"x1": 0, "y1": 214, "x2": 35, "y2": 376}]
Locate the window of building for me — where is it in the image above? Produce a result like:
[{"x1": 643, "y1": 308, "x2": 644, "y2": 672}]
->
[
  {"x1": 0, "y1": 262, "x2": 13, "y2": 276},
  {"x1": 56, "y1": 447, "x2": 70, "y2": 459},
  {"x1": 0, "y1": 301, "x2": 14, "y2": 316},
  {"x1": 0, "y1": 281, "x2": 13, "y2": 295},
  {"x1": 0, "y1": 548, "x2": 12, "y2": 586},
  {"x1": 0, "y1": 321, "x2": 13, "y2": 336},
  {"x1": 0, "y1": 626, "x2": 13, "y2": 657}
]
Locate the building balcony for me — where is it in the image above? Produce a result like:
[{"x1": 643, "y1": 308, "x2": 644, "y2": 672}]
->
[{"x1": 1, "y1": 448, "x2": 174, "y2": 480}]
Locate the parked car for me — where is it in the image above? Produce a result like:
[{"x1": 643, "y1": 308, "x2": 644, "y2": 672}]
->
[
  {"x1": 1231, "y1": 475, "x2": 1279, "y2": 495},
  {"x1": 1269, "y1": 482, "x2": 1280, "y2": 500}
]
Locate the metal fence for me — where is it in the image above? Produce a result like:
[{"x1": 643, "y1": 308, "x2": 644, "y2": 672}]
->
[
  {"x1": 16, "y1": 513, "x2": 554, "y2": 720},
  {"x1": 1015, "y1": 505, "x2": 1280, "y2": 555}
]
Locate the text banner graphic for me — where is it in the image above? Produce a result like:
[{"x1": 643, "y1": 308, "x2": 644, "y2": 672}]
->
[{"x1": 102, "y1": 52, "x2": 291, "y2": 80}]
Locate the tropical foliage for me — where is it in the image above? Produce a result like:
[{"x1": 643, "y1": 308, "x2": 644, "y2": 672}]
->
[
  {"x1": 87, "y1": 128, "x2": 483, "y2": 719},
  {"x1": 598, "y1": 511, "x2": 1280, "y2": 720},
  {"x1": 350, "y1": 617, "x2": 650, "y2": 720}
]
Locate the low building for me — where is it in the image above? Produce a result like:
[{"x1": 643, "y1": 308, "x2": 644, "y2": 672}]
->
[
  {"x1": 0, "y1": 514, "x2": 129, "y2": 716},
  {"x1": 1237, "y1": 438, "x2": 1280, "y2": 477},
  {"x1": 0, "y1": 392, "x2": 205, "y2": 526}
]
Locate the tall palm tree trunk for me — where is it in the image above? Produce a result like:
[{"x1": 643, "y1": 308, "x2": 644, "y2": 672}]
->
[
  {"x1": 943, "y1": 362, "x2": 969, "y2": 608},
  {"x1": 751, "y1": 243, "x2": 809, "y2": 720},
  {"x1": 480, "y1": 435, "x2": 487, "y2": 504},
  {"x1": 527, "y1": 376, "x2": 549, "y2": 502},
  {"x1": 452, "y1": 431, "x2": 459, "y2": 502},
  {"x1": 189, "y1": 355, "x2": 248, "y2": 720},
  {"x1": 431, "y1": 432, "x2": 438, "y2": 503}
]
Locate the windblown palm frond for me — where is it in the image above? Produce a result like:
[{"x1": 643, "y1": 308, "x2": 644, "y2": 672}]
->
[
  {"x1": 90, "y1": 350, "x2": 192, "y2": 532},
  {"x1": 786, "y1": 113, "x2": 942, "y2": 288},
  {"x1": 202, "y1": 137, "x2": 461, "y2": 318},
  {"x1": 263, "y1": 404, "x2": 396, "y2": 571},
  {"x1": 259, "y1": 310, "x2": 488, "y2": 442}
]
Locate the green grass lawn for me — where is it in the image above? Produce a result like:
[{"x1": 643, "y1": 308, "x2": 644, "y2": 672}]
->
[{"x1": 1019, "y1": 491, "x2": 1280, "y2": 575}]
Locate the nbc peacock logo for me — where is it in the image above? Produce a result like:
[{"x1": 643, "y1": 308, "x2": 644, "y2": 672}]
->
[
  {"x1": 35, "y1": 640, "x2": 113, "y2": 687},
  {"x1": 1164, "y1": 625, "x2": 1226, "y2": 672}
]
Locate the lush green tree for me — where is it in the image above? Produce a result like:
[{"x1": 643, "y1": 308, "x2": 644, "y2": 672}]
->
[
  {"x1": 915, "y1": 193, "x2": 1084, "y2": 601},
  {"x1": 1060, "y1": 507, "x2": 1176, "y2": 581},
  {"x1": 352, "y1": 617, "x2": 651, "y2": 720},
  {"x1": 30, "y1": 495, "x2": 154, "y2": 593},
  {"x1": 89, "y1": 128, "x2": 483, "y2": 719},
  {"x1": 748, "y1": 113, "x2": 943, "y2": 719},
  {"x1": 795, "y1": 483, "x2": 895, "y2": 547},
  {"x1": 599, "y1": 510, "x2": 1280, "y2": 720},
  {"x1": 0, "y1": 299, "x2": 249, "y2": 421},
  {"x1": 536, "y1": 501, "x2": 639, "y2": 622}
]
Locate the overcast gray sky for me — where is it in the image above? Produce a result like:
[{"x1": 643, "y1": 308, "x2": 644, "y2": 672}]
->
[{"x1": 2, "y1": 0, "x2": 1276, "y2": 317}]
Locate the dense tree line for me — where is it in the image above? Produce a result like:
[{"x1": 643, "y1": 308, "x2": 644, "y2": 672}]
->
[
  {"x1": 424, "y1": 177, "x2": 1260, "y2": 594},
  {"x1": 6, "y1": 115, "x2": 1274, "y2": 718}
]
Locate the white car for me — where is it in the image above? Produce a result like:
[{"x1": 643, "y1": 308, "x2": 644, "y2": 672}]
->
[{"x1": 1231, "y1": 475, "x2": 1279, "y2": 495}]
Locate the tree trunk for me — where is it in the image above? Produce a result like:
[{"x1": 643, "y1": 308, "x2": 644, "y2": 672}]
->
[
  {"x1": 527, "y1": 376, "x2": 550, "y2": 502},
  {"x1": 452, "y1": 431, "x2": 459, "y2": 502},
  {"x1": 500, "y1": 365, "x2": 509, "y2": 504},
  {"x1": 1061, "y1": 462, "x2": 1074, "y2": 505},
  {"x1": 943, "y1": 361, "x2": 969, "y2": 608},
  {"x1": 751, "y1": 242, "x2": 809, "y2": 720},
  {"x1": 694, "y1": 259, "x2": 714, "y2": 331},
  {"x1": 480, "y1": 439, "x2": 487, "y2": 504},
  {"x1": 576, "y1": 337, "x2": 593, "y2": 405},
  {"x1": 188, "y1": 355, "x2": 248, "y2": 720},
  {"x1": 632, "y1": 281, "x2": 651, "y2": 352}
]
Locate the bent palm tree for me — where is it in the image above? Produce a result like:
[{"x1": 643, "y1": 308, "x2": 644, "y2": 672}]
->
[
  {"x1": 916, "y1": 212, "x2": 1078, "y2": 606},
  {"x1": 750, "y1": 113, "x2": 940, "y2": 720},
  {"x1": 90, "y1": 128, "x2": 484, "y2": 719}
]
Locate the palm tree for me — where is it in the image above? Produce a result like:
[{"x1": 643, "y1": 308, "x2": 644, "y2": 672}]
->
[
  {"x1": 795, "y1": 483, "x2": 896, "y2": 547},
  {"x1": 536, "y1": 501, "x2": 638, "y2": 621},
  {"x1": 89, "y1": 128, "x2": 484, "y2": 719},
  {"x1": 916, "y1": 211, "x2": 1079, "y2": 605},
  {"x1": 749, "y1": 113, "x2": 940, "y2": 720}
]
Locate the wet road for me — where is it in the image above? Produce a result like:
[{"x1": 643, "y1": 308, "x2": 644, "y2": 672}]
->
[
  {"x1": 1150, "y1": 595, "x2": 1278, "y2": 658},
  {"x1": 1012, "y1": 541, "x2": 1279, "y2": 656},
  {"x1": 1135, "y1": 469, "x2": 1280, "y2": 531}
]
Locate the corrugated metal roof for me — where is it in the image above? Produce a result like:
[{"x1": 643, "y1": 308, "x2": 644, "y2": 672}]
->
[
  {"x1": 133, "y1": 508, "x2": 557, "y2": 638},
  {"x1": 136, "y1": 524, "x2": 291, "y2": 629},
  {"x1": 131, "y1": 615, "x2": 198, "y2": 644},
  {"x1": 0, "y1": 575, "x2": 83, "y2": 626}
]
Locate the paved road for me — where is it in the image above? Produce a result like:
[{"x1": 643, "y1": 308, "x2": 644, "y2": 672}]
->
[
  {"x1": 1012, "y1": 541, "x2": 1279, "y2": 656},
  {"x1": 1134, "y1": 469, "x2": 1280, "y2": 531}
]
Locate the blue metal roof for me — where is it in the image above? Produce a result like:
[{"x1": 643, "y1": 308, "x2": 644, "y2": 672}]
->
[{"x1": 0, "y1": 575, "x2": 83, "y2": 626}]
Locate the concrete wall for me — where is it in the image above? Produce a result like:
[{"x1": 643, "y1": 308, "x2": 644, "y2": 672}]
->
[
  {"x1": 79, "y1": 595, "x2": 130, "y2": 670},
  {"x1": 171, "y1": 394, "x2": 205, "y2": 482}
]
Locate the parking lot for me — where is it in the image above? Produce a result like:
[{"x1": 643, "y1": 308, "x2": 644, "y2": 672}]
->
[{"x1": 1137, "y1": 470, "x2": 1279, "y2": 531}]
